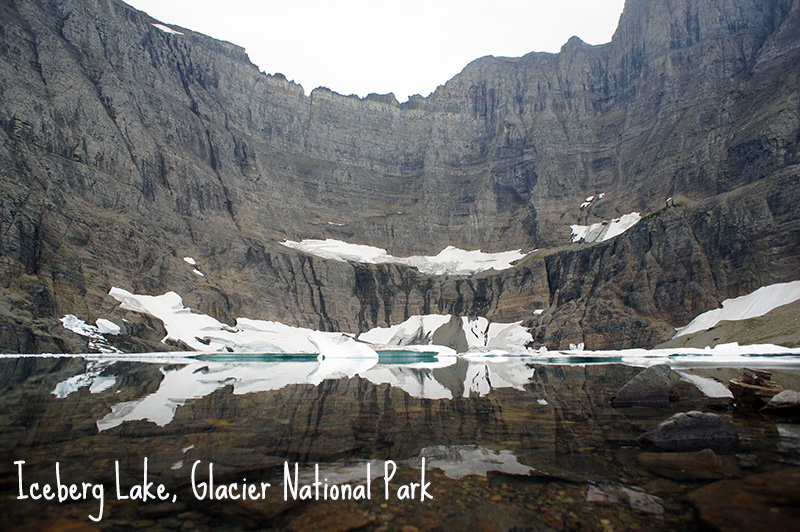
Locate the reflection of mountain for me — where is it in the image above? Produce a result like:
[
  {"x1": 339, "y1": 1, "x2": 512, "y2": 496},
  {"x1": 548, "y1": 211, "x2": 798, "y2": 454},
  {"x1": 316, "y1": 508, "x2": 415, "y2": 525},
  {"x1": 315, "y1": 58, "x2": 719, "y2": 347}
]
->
[
  {"x1": 5, "y1": 356, "x2": 800, "y2": 529},
  {"x1": 88, "y1": 356, "x2": 544, "y2": 430}
]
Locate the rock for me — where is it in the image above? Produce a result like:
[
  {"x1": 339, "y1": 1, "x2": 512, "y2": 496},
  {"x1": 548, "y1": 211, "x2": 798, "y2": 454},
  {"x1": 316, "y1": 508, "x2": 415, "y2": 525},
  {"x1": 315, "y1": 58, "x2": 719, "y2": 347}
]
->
[
  {"x1": 742, "y1": 368, "x2": 774, "y2": 386},
  {"x1": 284, "y1": 505, "x2": 373, "y2": 532},
  {"x1": 760, "y1": 390, "x2": 800, "y2": 416},
  {"x1": 7, "y1": 520, "x2": 101, "y2": 532},
  {"x1": 430, "y1": 315, "x2": 468, "y2": 352},
  {"x1": 638, "y1": 448, "x2": 742, "y2": 480},
  {"x1": 687, "y1": 468, "x2": 800, "y2": 532},
  {"x1": 729, "y1": 368, "x2": 783, "y2": 409},
  {"x1": 586, "y1": 484, "x2": 663, "y2": 515},
  {"x1": 610, "y1": 364, "x2": 672, "y2": 406},
  {"x1": 638, "y1": 411, "x2": 738, "y2": 451}
]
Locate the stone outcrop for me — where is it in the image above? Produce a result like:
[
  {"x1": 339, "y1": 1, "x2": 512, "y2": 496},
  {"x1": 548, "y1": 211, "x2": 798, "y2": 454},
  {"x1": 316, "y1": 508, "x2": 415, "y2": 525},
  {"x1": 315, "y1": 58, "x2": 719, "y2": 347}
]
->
[
  {"x1": 638, "y1": 410, "x2": 738, "y2": 450},
  {"x1": 1, "y1": 0, "x2": 799, "y2": 351}
]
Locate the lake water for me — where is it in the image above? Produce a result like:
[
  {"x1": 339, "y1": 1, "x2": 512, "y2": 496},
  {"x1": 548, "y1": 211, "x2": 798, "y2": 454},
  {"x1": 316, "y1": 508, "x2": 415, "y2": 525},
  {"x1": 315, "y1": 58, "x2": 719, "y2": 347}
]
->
[{"x1": 1, "y1": 352, "x2": 799, "y2": 531}]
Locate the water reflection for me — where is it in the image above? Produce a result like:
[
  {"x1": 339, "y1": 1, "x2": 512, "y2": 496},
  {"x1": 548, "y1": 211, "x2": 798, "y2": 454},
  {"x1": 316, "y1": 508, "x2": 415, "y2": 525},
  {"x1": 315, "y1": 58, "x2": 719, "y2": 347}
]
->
[{"x1": 1, "y1": 355, "x2": 799, "y2": 531}]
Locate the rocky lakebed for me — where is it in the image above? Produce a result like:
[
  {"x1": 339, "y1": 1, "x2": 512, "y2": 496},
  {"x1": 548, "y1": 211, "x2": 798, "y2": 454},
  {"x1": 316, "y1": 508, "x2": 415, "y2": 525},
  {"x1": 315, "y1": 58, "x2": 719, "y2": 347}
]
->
[{"x1": 1, "y1": 354, "x2": 799, "y2": 531}]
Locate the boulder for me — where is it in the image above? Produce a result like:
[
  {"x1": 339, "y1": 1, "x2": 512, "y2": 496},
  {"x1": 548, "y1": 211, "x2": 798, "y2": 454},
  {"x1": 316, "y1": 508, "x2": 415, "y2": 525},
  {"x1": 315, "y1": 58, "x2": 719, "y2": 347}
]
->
[
  {"x1": 687, "y1": 469, "x2": 800, "y2": 532},
  {"x1": 638, "y1": 448, "x2": 742, "y2": 480},
  {"x1": 610, "y1": 364, "x2": 672, "y2": 406},
  {"x1": 638, "y1": 411, "x2": 738, "y2": 451},
  {"x1": 760, "y1": 390, "x2": 800, "y2": 416},
  {"x1": 729, "y1": 368, "x2": 783, "y2": 409}
]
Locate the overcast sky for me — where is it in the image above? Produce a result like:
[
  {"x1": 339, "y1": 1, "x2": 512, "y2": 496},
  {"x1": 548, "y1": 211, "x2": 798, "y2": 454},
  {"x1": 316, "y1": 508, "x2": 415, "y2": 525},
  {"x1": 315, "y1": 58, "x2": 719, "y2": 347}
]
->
[{"x1": 123, "y1": 0, "x2": 626, "y2": 102}]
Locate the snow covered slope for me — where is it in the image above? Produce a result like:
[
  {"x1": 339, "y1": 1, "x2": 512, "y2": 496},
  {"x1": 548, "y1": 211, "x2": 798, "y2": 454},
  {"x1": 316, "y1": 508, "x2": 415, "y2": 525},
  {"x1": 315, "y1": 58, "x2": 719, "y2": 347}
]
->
[
  {"x1": 674, "y1": 280, "x2": 800, "y2": 338},
  {"x1": 281, "y1": 239, "x2": 527, "y2": 275}
]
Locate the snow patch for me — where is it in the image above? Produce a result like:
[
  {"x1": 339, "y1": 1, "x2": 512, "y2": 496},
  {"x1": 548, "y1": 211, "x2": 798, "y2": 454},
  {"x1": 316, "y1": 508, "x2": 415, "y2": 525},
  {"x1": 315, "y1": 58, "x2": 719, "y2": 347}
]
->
[
  {"x1": 96, "y1": 318, "x2": 121, "y2": 335},
  {"x1": 571, "y1": 212, "x2": 641, "y2": 243},
  {"x1": 280, "y1": 239, "x2": 526, "y2": 276},
  {"x1": 60, "y1": 315, "x2": 122, "y2": 354},
  {"x1": 358, "y1": 314, "x2": 532, "y2": 351},
  {"x1": 358, "y1": 315, "x2": 451, "y2": 346},
  {"x1": 674, "y1": 280, "x2": 800, "y2": 338},
  {"x1": 109, "y1": 288, "x2": 377, "y2": 354},
  {"x1": 152, "y1": 23, "x2": 183, "y2": 35}
]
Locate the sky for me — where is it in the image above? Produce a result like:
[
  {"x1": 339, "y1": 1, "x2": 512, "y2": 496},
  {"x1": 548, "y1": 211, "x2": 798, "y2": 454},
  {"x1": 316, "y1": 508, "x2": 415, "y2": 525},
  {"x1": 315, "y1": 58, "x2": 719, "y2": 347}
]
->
[{"x1": 123, "y1": 0, "x2": 627, "y2": 102}]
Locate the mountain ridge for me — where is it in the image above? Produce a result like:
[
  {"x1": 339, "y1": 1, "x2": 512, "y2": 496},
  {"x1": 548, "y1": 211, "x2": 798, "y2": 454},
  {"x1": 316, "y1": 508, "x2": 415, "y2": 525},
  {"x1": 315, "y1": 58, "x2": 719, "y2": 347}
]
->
[{"x1": 0, "y1": 0, "x2": 798, "y2": 352}]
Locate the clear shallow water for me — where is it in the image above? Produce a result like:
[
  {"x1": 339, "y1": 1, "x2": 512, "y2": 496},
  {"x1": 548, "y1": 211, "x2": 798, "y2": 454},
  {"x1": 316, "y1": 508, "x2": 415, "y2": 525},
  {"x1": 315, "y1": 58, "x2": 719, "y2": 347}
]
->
[{"x1": 1, "y1": 354, "x2": 799, "y2": 531}]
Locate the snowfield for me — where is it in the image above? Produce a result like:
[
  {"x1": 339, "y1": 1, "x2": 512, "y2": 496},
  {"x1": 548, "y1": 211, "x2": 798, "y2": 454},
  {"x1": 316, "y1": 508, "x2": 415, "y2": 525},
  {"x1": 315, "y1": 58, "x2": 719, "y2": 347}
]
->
[
  {"x1": 570, "y1": 212, "x2": 641, "y2": 243},
  {"x1": 280, "y1": 239, "x2": 527, "y2": 276},
  {"x1": 674, "y1": 280, "x2": 800, "y2": 338}
]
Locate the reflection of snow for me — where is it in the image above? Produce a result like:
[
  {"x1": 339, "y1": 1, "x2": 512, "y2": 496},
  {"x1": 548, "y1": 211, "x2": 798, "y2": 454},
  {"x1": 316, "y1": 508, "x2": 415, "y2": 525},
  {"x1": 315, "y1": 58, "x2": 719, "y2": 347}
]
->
[
  {"x1": 52, "y1": 361, "x2": 116, "y2": 398},
  {"x1": 281, "y1": 239, "x2": 526, "y2": 276},
  {"x1": 462, "y1": 355, "x2": 535, "y2": 397},
  {"x1": 92, "y1": 353, "x2": 536, "y2": 431},
  {"x1": 414, "y1": 445, "x2": 534, "y2": 479},
  {"x1": 677, "y1": 372, "x2": 733, "y2": 398},
  {"x1": 674, "y1": 280, "x2": 800, "y2": 338}
]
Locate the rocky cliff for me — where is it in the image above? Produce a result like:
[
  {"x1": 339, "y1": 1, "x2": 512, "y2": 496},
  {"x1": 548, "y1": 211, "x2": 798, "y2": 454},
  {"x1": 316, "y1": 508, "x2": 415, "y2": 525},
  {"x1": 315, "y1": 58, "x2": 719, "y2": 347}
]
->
[{"x1": 1, "y1": 0, "x2": 798, "y2": 352}]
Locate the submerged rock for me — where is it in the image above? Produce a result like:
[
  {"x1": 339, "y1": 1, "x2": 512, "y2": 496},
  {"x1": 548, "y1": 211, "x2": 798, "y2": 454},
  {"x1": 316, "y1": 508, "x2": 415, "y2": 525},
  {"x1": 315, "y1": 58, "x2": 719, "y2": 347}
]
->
[
  {"x1": 638, "y1": 411, "x2": 738, "y2": 451},
  {"x1": 610, "y1": 364, "x2": 672, "y2": 406},
  {"x1": 638, "y1": 448, "x2": 742, "y2": 480},
  {"x1": 760, "y1": 390, "x2": 800, "y2": 416},
  {"x1": 586, "y1": 483, "x2": 664, "y2": 515},
  {"x1": 687, "y1": 468, "x2": 800, "y2": 532}
]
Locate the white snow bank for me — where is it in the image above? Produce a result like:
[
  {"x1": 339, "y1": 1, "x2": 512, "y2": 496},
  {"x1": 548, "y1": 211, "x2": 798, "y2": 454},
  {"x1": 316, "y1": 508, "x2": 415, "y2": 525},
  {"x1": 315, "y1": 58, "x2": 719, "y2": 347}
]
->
[
  {"x1": 96, "y1": 318, "x2": 121, "y2": 335},
  {"x1": 571, "y1": 212, "x2": 641, "y2": 243},
  {"x1": 462, "y1": 317, "x2": 533, "y2": 350},
  {"x1": 358, "y1": 314, "x2": 532, "y2": 351},
  {"x1": 673, "y1": 280, "x2": 800, "y2": 338},
  {"x1": 60, "y1": 315, "x2": 122, "y2": 354},
  {"x1": 530, "y1": 341, "x2": 800, "y2": 367},
  {"x1": 152, "y1": 23, "x2": 183, "y2": 35},
  {"x1": 109, "y1": 288, "x2": 344, "y2": 353},
  {"x1": 358, "y1": 315, "x2": 451, "y2": 346},
  {"x1": 280, "y1": 239, "x2": 526, "y2": 276}
]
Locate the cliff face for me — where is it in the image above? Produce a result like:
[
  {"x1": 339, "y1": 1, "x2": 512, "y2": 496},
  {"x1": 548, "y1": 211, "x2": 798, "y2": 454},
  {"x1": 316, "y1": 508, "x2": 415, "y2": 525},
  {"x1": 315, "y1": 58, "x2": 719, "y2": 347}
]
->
[{"x1": 0, "y1": 0, "x2": 799, "y2": 351}]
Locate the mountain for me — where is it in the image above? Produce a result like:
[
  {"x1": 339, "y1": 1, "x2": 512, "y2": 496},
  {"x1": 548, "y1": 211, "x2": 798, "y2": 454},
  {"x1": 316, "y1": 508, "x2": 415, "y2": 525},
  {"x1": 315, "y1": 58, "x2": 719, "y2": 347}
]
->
[{"x1": 1, "y1": 0, "x2": 798, "y2": 353}]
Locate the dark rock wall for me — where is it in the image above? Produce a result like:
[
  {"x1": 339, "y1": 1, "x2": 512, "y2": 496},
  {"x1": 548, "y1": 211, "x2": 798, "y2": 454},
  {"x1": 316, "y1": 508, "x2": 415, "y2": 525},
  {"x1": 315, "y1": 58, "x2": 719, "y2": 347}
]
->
[{"x1": 0, "y1": 0, "x2": 799, "y2": 351}]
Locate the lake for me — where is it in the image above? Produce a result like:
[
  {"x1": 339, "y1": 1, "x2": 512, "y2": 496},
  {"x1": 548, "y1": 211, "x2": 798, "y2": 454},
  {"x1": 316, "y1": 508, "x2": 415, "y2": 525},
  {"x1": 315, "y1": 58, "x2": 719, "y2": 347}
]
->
[{"x1": 2, "y1": 352, "x2": 799, "y2": 531}]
